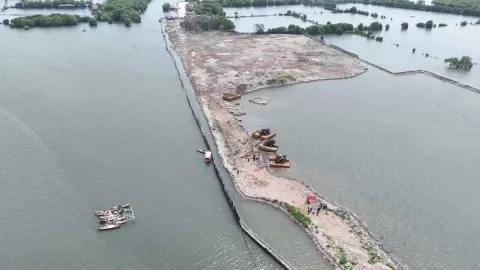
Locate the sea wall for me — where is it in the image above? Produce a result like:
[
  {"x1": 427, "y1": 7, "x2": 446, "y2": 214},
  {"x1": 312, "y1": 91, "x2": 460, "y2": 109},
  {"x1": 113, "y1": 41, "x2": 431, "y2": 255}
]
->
[
  {"x1": 326, "y1": 42, "x2": 480, "y2": 94},
  {"x1": 160, "y1": 20, "x2": 296, "y2": 270}
]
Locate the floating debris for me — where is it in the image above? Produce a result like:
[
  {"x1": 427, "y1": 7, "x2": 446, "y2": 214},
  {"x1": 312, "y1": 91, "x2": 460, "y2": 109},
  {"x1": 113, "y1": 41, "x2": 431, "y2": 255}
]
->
[{"x1": 249, "y1": 96, "x2": 271, "y2": 105}]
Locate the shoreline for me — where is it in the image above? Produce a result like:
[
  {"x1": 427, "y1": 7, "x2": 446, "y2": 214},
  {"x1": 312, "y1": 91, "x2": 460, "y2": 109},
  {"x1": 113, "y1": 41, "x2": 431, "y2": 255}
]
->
[{"x1": 165, "y1": 19, "x2": 406, "y2": 270}]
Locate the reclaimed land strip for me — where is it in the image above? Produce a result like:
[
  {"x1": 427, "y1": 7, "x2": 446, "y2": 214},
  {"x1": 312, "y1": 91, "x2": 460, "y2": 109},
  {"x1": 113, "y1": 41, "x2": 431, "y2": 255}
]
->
[
  {"x1": 160, "y1": 21, "x2": 296, "y2": 270},
  {"x1": 165, "y1": 18, "x2": 408, "y2": 270}
]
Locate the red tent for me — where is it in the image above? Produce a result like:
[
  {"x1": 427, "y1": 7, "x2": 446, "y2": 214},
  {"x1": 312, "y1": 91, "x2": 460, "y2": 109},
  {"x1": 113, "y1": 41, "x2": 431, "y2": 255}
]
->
[{"x1": 306, "y1": 195, "x2": 317, "y2": 202}]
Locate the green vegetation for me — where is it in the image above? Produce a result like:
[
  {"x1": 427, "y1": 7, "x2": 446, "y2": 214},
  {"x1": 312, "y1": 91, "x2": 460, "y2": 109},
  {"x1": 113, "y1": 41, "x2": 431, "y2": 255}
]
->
[
  {"x1": 339, "y1": 247, "x2": 348, "y2": 265},
  {"x1": 333, "y1": 6, "x2": 370, "y2": 15},
  {"x1": 213, "y1": 119, "x2": 223, "y2": 132},
  {"x1": 98, "y1": 13, "x2": 111, "y2": 22},
  {"x1": 439, "y1": 23, "x2": 448, "y2": 27},
  {"x1": 89, "y1": 17, "x2": 97, "y2": 26},
  {"x1": 363, "y1": 245, "x2": 382, "y2": 264},
  {"x1": 266, "y1": 75, "x2": 296, "y2": 85},
  {"x1": 375, "y1": 36, "x2": 383, "y2": 42},
  {"x1": 9, "y1": 14, "x2": 91, "y2": 28},
  {"x1": 386, "y1": 263, "x2": 396, "y2": 270},
  {"x1": 444, "y1": 56, "x2": 473, "y2": 70},
  {"x1": 162, "y1": 3, "x2": 170, "y2": 11},
  {"x1": 385, "y1": 24, "x2": 390, "y2": 30},
  {"x1": 181, "y1": 15, "x2": 235, "y2": 31},
  {"x1": 460, "y1": 21, "x2": 467, "y2": 26},
  {"x1": 24, "y1": 25, "x2": 30, "y2": 30},
  {"x1": 368, "y1": 21, "x2": 383, "y2": 31},
  {"x1": 15, "y1": 0, "x2": 88, "y2": 9},
  {"x1": 2, "y1": 19, "x2": 9, "y2": 25},
  {"x1": 323, "y1": 0, "x2": 480, "y2": 17},
  {"x1": 417, "y1": 20, "x2": 434, "y2": 28},
  {"x1": 219, "y1": 0, "x2": 302, "y2": 7},
  {"x1": 401, "y1": 22, "x2": 408, "y2": 29},
  {"x1": 124, "y1": 17, "x2": 132, "y2": 26},
  {"x1": 426, "y1": 20, "x2": 433, "y2": 28},
  {"x1": 333, "y1": 208, "x2": 350, "y2": 220},
  {"x1": 99, "y1": 0, "x2": 150, "y2": 24},
  {"x1": 213, "y1": 0, "x2": 480, "y2": 16},
  {"x1": 286, "y1": 204, "x2": 312, "y2": 227},
  {"x1": 265, "y1": 22, "x2": 354, "y2": 35},
  {"x1": 432, "y1": 0, "x2": 480, "y2": 12},
  {"x1": 182, "y1": 2, "x2": 234, "y2": 31},
  {"x1": 189, "y1": 2, "x2": 225, "y2": 15}
]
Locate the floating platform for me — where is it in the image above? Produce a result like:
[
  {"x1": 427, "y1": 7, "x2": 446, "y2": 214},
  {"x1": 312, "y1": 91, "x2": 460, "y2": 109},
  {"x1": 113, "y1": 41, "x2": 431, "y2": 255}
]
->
[
  {"x1": 249, "y1": 96, "x2": 270, "y2": 105},
  {"x1": 269, "y1": 161, "x2": 290, "y2": 168}
]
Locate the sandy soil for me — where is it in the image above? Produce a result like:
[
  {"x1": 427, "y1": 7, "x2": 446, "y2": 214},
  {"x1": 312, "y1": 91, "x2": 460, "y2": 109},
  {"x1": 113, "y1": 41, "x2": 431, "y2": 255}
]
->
[{"x1": 166, "y1": 19, "x2": 404, "y2": 270}]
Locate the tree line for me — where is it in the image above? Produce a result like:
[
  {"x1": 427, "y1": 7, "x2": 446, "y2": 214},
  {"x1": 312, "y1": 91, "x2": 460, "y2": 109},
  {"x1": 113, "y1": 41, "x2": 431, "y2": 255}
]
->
[
  {"x1": 208, "y1": 0, "x2": 480, "y2": 16},
  {"x1": 333, "y1": 6, "x2": 370, "y2": 15},
  {"x1": 217, "y1": 0, "x2": 301, "y2": 7},
  {"x1": 9, "y1": 14, "x2": 93, "y2": 29},
  {"x1": 261, "y1": 20, "x2": 386, "y2": 41},
  {"x1": 14, "y1": 0, "x2": 89, "y2": 9},
  {"x1": 92, "y1": 0, "x2": 151, "y2": 25},
  {"x1": 181, "y1": 2, "x2": 235, "y2": 31},
  {"x1": 321, "y1": 0, "x2": 480, "y2": 17}
]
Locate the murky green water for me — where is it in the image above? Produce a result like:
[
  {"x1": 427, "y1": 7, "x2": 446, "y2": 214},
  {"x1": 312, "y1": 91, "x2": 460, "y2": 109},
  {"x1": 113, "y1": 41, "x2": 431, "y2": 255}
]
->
[
  {"x1": 239, "y1": 68, "x2": 480, "y2": 269},
  {"x1": 0, "y1": 2, "x2": 288, "y2": 269}
]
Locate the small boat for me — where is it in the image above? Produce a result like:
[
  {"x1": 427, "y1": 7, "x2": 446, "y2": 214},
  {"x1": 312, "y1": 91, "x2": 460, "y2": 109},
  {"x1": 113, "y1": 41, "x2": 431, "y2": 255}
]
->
[
  {"x1": 95, "y1": 210, "x2": 112, "y2": 216},
  {"x1": 97, "y1": 223, "x2": 121, "y2": 231},
  {"x1": 269, "y1": 154, "x2": 289, "y2": 161},
  {"x1": 116, "y1": 219, "x2": 127, "y2": 225},
  {"x1": 252, "y1": 128, "x2": 275, "y2": 140},
  {"x1": 258, "y1": 144, "x2": 278, "y2": 152},
  {"x1": 269, "y1": 161, "x2": 291, "y2": 168},
  {"x1": 121, "y1": 204, "x2": 131, "y2": 208},
  {"x1": 205, "y1": 151, "x2": 212, "y2": 163},
  {"x1": 197, "y1": 149, "x2": 206, "y2": 154}
]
